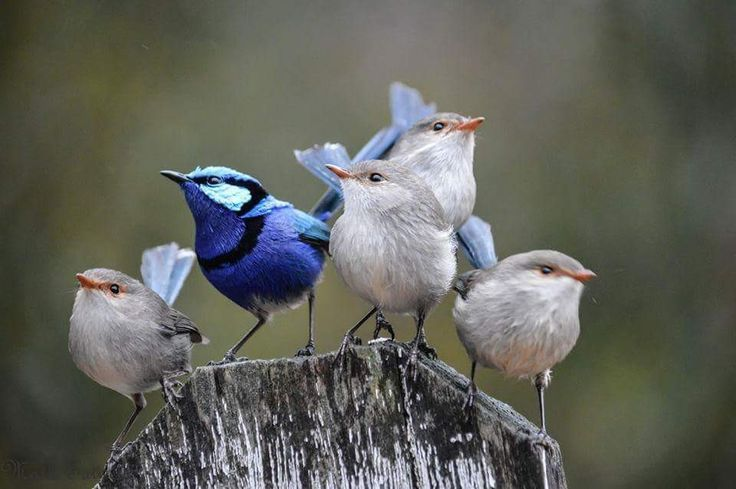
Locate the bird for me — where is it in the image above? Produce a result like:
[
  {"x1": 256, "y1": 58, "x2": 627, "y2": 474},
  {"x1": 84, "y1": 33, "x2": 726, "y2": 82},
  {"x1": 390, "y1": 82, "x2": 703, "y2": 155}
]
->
[
  {"x1": 385, "y1": 112, "x2": 485, "y2": 230},
  {"x1": 326, "y1": 160, "x2": 457, "y2": 377},
  {"x1": 161, "y1": 166, "x2": 330, "y2": 362},
  {"x1": 69, "y1": 243, "x2": 207, "y2": 472},
  {"x1": 295, "y1": 86, "x2": 487, "y2": 343},
  {"x1": 452, "y1": 250, "x2": 595, "y2": 438}
]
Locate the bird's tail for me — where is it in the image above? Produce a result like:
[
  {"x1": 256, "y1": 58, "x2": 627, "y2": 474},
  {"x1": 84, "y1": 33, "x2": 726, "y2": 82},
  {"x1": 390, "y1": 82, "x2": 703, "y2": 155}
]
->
[
  {"x1": 141, "y1": 242, "x2": 196, "y2": 306},
  {"x1": 293, "y1": 143, "x2": 351, "y2": 221},
  {"x1": 295, "y1": 82, "x2": 436, "y2": 221},
  {"x1": 457, "y1": 216, "x2": 498, "y2": 270}
]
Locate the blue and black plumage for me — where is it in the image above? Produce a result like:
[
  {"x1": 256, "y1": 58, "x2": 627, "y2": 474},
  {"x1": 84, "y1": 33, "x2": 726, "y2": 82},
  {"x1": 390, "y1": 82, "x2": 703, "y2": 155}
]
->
[{"x1": 161, "y1": 166, "x2": 329, "y2": 361}]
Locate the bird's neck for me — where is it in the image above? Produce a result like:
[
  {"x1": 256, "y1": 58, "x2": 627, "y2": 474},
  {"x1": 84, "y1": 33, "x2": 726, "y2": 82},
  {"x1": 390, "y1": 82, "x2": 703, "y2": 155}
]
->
[{"x1": 190, "y1": 198, "x2": 246, "y2": 259}]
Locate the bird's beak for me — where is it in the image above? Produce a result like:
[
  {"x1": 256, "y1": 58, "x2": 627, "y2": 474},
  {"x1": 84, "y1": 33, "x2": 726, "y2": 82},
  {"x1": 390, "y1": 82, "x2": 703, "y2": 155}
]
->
[
  {"x1": 455, "y1": 117, "x2": 485, "y2": 132},
  {"x1": 76, "y1": 273, "x2": 99, "y2": 289},
  {"x1": 571, "y1": 269, "x2": 596, "y2": 283},
  {"x1": 160, "y1": 170, "x2": 191, "y2": 184},
  {"x1": 325, "y1": 165, "x2": 353, "y2": 180}
]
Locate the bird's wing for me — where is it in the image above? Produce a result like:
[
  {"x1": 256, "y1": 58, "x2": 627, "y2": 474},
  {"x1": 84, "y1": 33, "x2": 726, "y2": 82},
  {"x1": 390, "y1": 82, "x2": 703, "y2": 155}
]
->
[
  {"x1": 293, "y1": 209, "x2": 331, "y2": 252},
  {"x1": 457, "y1": 215, "x2": 498, "y2": 270},
  {"x1": 159, "y1": 308, "x2": 209, "y2": 345},
  {"x1": 141, "y1": 243, "x2": 196, "y2": 305}
]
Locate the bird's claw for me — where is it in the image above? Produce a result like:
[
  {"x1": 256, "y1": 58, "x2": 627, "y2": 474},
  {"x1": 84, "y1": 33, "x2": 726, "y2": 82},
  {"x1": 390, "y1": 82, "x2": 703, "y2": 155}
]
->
[
  {"x1": 518, "y1": 426, "x2": 555, "y2": 453},
  {"x1": 417, "y1": 340, "x2": 438, "y2": 360},
  {"x1": 295, "y1": 343, "x2": 315, "y2": 357},
  {"x1": 104, "y1": 444, "x2": 125, "y2": 475},
  {"x1": 402, "y1": 344, "x2": 420, "y2": 383},
  {"x1": 333, "y1": 333, "x2": 361, "y2": 367},
  {"x1": 462, "y1": 385, "x2": 477, "y2": 422},
  {"x1": 372, "y1": 315, "x2": 396, "y2": 340},
  {"x1": 162, "y1": 380, "x2": 184, "y2": 413},
  {"x1": 207, "y1": 352, "x2": 246, "y2": 366}
]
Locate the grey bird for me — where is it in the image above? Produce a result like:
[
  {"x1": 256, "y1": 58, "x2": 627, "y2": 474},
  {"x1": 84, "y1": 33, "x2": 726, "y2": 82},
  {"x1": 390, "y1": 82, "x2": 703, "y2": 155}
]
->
[
  {"x1": 326, "y1": 160, "x2": 457, "y2": 376},
  {"x1": 452, "y1": 250, "x2": 595, "y2": 436},
  {"x1": 69, "y1": 255, "x2": 208, "y2": 471},
  {"x1": 297, "y1": 113, "x2": 485, "y2": 344},
  {"x1": 387, "y1": 113, "x2": 484, "y2": 231}
]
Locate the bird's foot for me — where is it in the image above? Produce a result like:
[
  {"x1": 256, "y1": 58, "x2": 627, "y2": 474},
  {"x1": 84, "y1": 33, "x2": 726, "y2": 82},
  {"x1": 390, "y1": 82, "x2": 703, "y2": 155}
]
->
[
  {"x1": 402, "y1": 342, "x2": 420, "y2": 383},
  {"x1": 333, "y1": 333, "x2": 362, "y2": 367},
  {"x1": 162, "y1": 379, "x2": 184, "y2": 414},
  {"x1": 518, "y1": 426, "x2": 555, "y2": 453},
  {"x1": 372, "y1": 315, "x2": 396, "y2": 341},
  {"x1": 104, "y1": 444, "x2": 125, "y2": 476},
  {"x1": 417, "y1": 339, "x2": 438, "y2": 360},
  {"x1": 462, "y1": 384, "x2": 477, "y2": 423},
  {"x1": 295, "y1": 342, "x2": 315, "y2": 357},
  {"x1": 207, "y1": 351, "x2": 247, "y2": 366}
]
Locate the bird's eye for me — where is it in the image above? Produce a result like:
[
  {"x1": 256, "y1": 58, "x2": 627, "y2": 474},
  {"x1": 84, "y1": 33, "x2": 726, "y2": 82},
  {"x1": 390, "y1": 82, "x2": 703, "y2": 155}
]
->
[
  {"x1": 433, "y1": 122, "x2": 446, "y2": 131},
  {"x1": 206, "y1": 176, "x2": 223, "y2": 185},
  {"x1": 369, "y1": 173, "x2": 385, "y2": 182},
  {"x1": 540, "y1": 266, "x2": 554, "y2": 275},
  {"x1": 110, "y1": 284, "x2": 120, "y2": 294}
]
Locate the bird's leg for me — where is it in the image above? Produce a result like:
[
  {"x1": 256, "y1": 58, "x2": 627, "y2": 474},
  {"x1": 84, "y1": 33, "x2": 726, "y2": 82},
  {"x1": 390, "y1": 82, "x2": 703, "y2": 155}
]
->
[
  {"x1": 520, "y1": 369, "x2": 555, "y2": 452},
  {"x1": 333, "y1": 307, "x2": 376, "y2": 367},
  {"x1": 372, "y1": 309, "x2": 396, "y2": 341},
  {"x1": 105, "y1": 393, "x2": 146, "y2": 474},
  {"x1": 296, "y1": 291, "x2": 316, "y2": 356},
  {"x1": 403, "y1": 312, "x2": 425, "y2": 382},
  {"x1": 462, "y1": 361, "x2": 478, "y2": 421},
  {"x1": 416, "y1": 326, "x2": 438, "y2": 360},
  {"x1": 209, "y1": 317, "x2": 266, "y2": 365}
]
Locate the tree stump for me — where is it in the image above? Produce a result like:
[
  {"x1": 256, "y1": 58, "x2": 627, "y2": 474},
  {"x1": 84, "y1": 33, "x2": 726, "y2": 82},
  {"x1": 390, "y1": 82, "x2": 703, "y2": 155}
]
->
[{"x1": 96, "y1": 342, "x2": 567, "y2": 488}]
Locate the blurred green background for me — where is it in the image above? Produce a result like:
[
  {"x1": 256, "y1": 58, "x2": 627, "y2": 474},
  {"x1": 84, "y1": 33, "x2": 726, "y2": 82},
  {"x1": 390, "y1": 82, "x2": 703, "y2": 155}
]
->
[{"x1": 1, "y1": 1, "x2": 734, "y2": 487}]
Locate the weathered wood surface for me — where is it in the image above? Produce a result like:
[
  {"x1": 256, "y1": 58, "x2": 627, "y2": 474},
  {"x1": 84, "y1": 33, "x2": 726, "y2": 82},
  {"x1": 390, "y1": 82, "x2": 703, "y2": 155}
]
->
[{"x1": 97, "y1": 341, "x2": 567, "y2": 488}]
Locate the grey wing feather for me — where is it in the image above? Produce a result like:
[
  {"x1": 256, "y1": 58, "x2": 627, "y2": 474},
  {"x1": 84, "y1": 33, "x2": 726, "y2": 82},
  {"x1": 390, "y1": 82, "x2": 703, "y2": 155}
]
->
[
  {"x1": 141, "y1": 243, "x2": 196, "y2": 306},
  {"x1": 457, "y1": 215, "x2": 498, "y2": 270},
  {"x1": 161, "y1": 308, "x2": 209, "y2": 344}
]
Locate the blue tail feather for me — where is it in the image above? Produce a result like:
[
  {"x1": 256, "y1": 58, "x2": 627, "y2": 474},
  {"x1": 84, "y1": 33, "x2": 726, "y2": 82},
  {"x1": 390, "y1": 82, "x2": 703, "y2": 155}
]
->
[
  {"x1": 388, "y1": 82, "x2": 437, "y2": 130},
  {"x1": 141, "y1": 242, "x2": 196, "y2": 305},
  {"x1": 457, "y1": 216, "x2": 497, "y2": 270},
  {"x1": 295, "y1": 82, "x2": 436, "y2": 220},
  {"x1": 293, "y1": 143, "x2": 351, "y2": 194}
]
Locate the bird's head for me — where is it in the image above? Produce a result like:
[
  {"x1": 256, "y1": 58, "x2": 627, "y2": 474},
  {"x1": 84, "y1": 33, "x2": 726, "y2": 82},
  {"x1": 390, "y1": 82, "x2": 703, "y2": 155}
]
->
[
  {"x1": 497, "y1": 250, "x2": 595, "y2": 305},
  {"x1": 326, "y1": 160, "x2": 435, "y2": 213},
  {"x1": 390, "y1": 112, "x2": 484, "y2": 164},
  {"x1": 73, "y1": 269, "x2": 155, "y2": 320},
  {"x1": 161, "y1": 166, "x2": 271, "y2": 220}
]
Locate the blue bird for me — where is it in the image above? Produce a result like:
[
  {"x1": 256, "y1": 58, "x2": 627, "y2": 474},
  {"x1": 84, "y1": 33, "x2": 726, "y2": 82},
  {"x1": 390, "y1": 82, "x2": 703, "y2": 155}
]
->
[{"x1": 161, "y1": 166, "x2": 329, "y2": 362}]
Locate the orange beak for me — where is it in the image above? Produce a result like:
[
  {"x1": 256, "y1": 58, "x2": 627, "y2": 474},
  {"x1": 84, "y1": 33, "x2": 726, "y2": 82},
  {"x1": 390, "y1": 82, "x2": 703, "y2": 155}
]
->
[
  {"x1": 570, "y1": 269, "x2": 596, "y2": 283},
  {"x1": 455, "y1": 117, "x2": 485, "y2": 132},
  {"x1": 325, "y1": 165, "x2": 353, "y2": 179},
  {"x1": 76, "y1": 273, "x2": 99, "y2": 289}
]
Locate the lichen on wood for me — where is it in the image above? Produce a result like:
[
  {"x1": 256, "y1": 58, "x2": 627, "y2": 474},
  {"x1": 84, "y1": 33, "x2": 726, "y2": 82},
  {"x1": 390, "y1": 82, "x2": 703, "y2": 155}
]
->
[{"x1": 96, "y1": 342, "x2": 567, "y2": 488}]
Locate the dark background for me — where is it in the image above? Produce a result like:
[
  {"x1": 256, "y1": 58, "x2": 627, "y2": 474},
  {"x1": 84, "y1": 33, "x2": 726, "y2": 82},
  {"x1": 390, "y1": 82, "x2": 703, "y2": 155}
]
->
[{"x1": 1, "y1": 1, "x2": 734, "y2": 488}]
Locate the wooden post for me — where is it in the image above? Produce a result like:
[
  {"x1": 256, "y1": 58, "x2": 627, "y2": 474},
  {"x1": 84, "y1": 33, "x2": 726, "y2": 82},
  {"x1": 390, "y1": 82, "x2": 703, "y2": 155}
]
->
[{"x1": 97, "y1": 343, "x2": 567, "y2": 488}]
